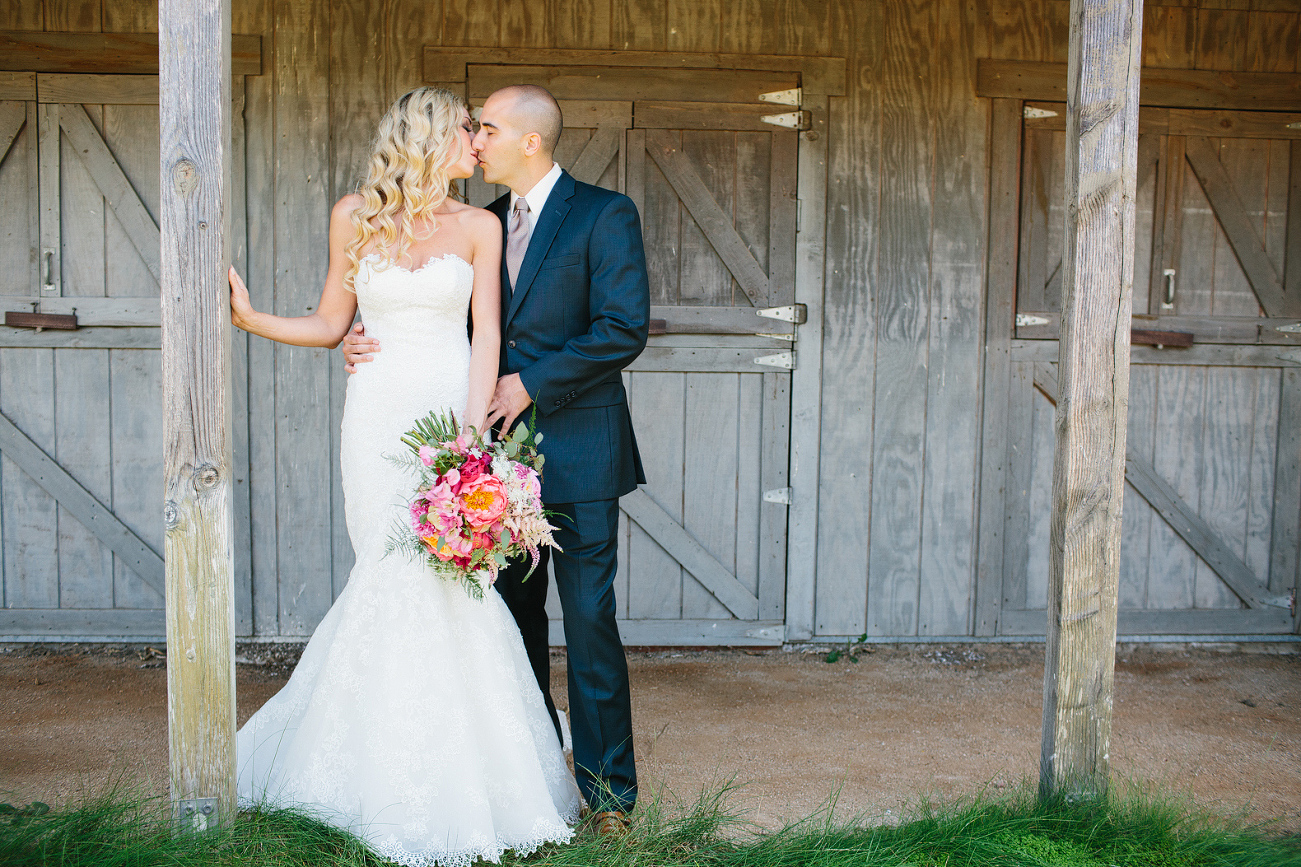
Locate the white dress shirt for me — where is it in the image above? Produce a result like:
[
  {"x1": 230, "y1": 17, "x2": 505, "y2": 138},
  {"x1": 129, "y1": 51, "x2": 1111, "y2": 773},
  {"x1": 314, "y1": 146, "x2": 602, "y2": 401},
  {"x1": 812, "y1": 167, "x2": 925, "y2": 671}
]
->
[{"x1": 508, "y1": 162, "x2": 563, "y2": 237}]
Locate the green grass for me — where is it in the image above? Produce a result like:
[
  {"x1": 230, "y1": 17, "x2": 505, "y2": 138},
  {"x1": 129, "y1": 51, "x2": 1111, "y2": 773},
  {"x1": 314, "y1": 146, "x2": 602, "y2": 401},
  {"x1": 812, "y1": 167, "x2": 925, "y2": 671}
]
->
[{"x1": 2, "y1": 781, "x2": 1298, "y2": 867}]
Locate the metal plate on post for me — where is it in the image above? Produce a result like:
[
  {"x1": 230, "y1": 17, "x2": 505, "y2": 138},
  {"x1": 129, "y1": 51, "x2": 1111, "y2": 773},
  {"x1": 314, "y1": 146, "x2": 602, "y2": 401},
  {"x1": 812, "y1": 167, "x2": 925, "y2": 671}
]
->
[
  {"x1": 759, "y1": 88, "x2": 801, "y2": 107},
  {"x1": 757, "y1": 304, "x2": 807, "y2": 324},
  {"x1": 175, "y1": 797, "x2": 218, "y2": 831}
]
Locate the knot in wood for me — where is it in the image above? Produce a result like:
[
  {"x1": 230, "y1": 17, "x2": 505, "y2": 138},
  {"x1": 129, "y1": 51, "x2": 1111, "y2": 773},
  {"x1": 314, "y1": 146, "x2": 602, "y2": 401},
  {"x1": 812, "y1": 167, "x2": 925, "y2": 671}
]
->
[
  {"x1": 163, "y1": 501, "x2": 180, "y2": 529},
  {"x1": 171, "y1": 159, "x2": 199, "y2": 197},
  {"x1": 195, "y1": 464, "x2": 220, "y2": 489}
]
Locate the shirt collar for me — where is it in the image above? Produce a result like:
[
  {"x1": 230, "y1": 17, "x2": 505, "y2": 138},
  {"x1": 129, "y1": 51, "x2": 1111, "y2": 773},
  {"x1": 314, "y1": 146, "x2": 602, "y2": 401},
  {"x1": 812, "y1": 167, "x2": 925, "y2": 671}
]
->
[{"x1": 510, "y1": 162, "x2": 563, "y2": 218}]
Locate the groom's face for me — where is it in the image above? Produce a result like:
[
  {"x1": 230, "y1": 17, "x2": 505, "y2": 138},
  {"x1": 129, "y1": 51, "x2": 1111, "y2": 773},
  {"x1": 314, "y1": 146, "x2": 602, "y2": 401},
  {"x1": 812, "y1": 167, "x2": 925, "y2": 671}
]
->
[{"x1": 472, "y1": 93, "x2": 527, "y2": 189}]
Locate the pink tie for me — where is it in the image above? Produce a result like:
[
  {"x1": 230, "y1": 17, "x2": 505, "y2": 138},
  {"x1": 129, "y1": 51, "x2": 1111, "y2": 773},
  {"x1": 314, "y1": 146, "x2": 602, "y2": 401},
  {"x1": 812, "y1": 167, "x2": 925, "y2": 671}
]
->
[{"x1": 506, "y1": 197, "x2": 530, "y2": 290}]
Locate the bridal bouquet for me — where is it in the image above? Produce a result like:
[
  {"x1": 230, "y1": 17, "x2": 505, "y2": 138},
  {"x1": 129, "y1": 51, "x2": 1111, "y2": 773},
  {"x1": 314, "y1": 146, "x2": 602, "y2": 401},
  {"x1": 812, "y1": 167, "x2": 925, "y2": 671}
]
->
[{"x1": 386, "y1": 410, "x2": 559, "y2": 599}]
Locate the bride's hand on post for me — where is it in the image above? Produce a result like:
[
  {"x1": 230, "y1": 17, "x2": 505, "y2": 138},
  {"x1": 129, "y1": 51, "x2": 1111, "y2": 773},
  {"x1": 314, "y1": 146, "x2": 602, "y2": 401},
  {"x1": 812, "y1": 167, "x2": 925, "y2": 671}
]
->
[
  {"x1": 228, "y1": 266, "x2": 256, "y2": 329},
  {"x1": 342, "y1": 322, "x2": 380, "y2": 374}
]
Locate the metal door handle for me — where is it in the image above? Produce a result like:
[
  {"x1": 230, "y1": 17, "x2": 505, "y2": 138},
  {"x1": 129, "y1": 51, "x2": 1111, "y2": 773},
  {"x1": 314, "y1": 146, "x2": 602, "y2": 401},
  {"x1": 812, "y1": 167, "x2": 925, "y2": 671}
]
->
[
  {"x1": 43, "y1": 251, "x2": 53, "y2": 288},
  {"x1": 1162, "y1": 269, "x2": 1176, "y2": 307}
]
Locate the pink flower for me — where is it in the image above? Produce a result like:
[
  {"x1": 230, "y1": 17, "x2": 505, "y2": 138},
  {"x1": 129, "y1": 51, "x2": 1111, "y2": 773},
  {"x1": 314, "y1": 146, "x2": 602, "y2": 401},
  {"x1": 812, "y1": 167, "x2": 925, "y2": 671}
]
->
[
  {"x1": 458, "y1": 474, "x2": 509, "y2": 530},
  {"x1": 459, "y1": 454, "x2": 491, "y2": 485},
  {"x1": 418, "y1": 444, "x2": 437, "y2": 466}
]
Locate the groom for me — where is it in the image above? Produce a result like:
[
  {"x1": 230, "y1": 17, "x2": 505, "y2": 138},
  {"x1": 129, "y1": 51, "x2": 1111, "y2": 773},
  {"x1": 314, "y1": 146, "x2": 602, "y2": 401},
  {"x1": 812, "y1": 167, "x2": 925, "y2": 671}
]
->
[{"x1": 343, "y1": 85, "x2": 649, "y2": 830}]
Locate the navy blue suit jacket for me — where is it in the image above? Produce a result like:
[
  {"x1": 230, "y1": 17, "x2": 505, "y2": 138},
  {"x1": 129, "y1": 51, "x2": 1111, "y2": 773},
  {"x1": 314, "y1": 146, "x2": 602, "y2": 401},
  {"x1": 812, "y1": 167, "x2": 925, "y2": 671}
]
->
[{"x1": 488, "y1": 171, "x2": 650, "y2": 504}]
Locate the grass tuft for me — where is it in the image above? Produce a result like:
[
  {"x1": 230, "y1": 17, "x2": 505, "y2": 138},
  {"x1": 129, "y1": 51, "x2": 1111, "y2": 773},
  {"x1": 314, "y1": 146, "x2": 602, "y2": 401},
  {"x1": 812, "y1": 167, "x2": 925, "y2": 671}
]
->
[{"x1": 1, "y1": 779, "x2": 1297, "y2": 867}]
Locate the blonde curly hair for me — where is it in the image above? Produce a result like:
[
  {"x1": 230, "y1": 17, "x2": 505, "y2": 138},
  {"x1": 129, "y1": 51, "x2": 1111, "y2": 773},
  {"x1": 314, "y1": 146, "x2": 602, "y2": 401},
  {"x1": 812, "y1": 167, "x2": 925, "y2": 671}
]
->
[{"x1": 344, "y1": 87, "x2": 467, "y2": 289}]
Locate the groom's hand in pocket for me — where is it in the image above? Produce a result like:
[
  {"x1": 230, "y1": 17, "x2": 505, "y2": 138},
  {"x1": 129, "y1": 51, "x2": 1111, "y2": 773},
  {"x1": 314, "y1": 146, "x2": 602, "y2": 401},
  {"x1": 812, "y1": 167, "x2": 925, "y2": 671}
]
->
[
  {"x1": 341, "y1": 322, "x2": 380, "y2": 373},
  {"x1": 486, "y1": 373, "x2": 533, "y2": 437}
]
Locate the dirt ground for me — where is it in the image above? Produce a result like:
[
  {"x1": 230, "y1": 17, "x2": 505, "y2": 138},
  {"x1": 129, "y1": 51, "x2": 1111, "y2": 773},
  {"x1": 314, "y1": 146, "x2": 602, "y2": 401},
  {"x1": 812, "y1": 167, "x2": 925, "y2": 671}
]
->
[{"x1": 1, "y1": 642, "x2": 1298, "y2": 831}]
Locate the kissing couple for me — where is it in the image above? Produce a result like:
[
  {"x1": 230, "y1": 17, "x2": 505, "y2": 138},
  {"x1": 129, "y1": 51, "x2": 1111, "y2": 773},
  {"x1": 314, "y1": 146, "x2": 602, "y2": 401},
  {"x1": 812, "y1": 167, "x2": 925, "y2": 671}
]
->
[{"x1": 228, "y1": 83, "x2": 650, "y2": 865}]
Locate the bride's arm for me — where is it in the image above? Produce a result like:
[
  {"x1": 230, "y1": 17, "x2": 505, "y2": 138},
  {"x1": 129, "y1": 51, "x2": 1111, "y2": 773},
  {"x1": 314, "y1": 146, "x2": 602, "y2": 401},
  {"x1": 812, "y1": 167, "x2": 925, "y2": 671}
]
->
[
  {"x1": 229, "y1": 195, "x2": 360, "y2": 348},
  {"x1": 463, "y1": 210, "x2": 502, "y2": 434}
]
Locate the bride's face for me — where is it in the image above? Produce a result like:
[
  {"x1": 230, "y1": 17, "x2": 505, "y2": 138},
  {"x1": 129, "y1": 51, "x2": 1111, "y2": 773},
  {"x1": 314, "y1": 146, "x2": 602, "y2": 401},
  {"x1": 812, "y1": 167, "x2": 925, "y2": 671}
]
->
[{"x1": 444, "y1": 109, "x2": 477, "y2": 181}]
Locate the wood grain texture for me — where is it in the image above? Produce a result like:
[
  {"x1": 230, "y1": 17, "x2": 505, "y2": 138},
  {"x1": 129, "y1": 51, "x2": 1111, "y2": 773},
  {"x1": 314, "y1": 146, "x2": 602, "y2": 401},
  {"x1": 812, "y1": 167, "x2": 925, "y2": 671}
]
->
[
  {"x1": 159, "y1": 0, "x2": 236, "y2": 818},
  {"x1": 0, "y1": 348, "x2": 57, "y2": 608},
  {"x1": 0, "y1": 31, "x2": 263, "y2": 76},
  {"x1": 53, "y1": 349, "x2": 113, "y2": 609},
  {"x1": 38, "y1": 73, "x2": 158, "y2": 104},
  {"x1": 975, "y1": 99, "x2": 1024, "y2": 637},
  {"x1": 865, "y1": 0, "x2": 934, "y2": 637},
  {"x1": 0, "y1": 102, "x2": 34, "y2": 297},
  {"x1": 1039, "y1": 0, "x2": 1143, "y2": 799},
  {"x1": 625, "y1": 372, "x2": 684, "y2": 619},
  {"x1": 0, "y1": 401, "x2": 162, "y2": 595},
  {"x1": 917, "y1": 0, "x2": 986, "y2": 635},
  {"x1": 1270, "y1": 370, "x2": 1301, "y2": 609},
  {"x1": 273, "y1": 0, "x2": 334, "y2": 635},
  {"x1": 782, "y1": 93, "x2": 830, "y2": 640},
  {"x1": 1185, "y1": 136, "x2": 1292, "y2": 316},
  {"x1": 681, "y1": 374, "x2": 739, "y2": 618},
  {"x1": 59, "y1": 103, "x2": 161, "y2": 284},
  {"x1": 977, "y1": 59, "x2": 1301, "y2": 110},
  {"x1": 109, "y1": 349, "x2": 165, "y2": 608}
]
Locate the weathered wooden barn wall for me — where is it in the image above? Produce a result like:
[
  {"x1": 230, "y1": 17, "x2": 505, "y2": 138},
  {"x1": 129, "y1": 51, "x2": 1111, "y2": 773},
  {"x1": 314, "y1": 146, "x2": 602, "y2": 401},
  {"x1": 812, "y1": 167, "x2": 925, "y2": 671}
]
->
[{"x1": 1, "y1": 0, "x2": 1298, "y2": 640}]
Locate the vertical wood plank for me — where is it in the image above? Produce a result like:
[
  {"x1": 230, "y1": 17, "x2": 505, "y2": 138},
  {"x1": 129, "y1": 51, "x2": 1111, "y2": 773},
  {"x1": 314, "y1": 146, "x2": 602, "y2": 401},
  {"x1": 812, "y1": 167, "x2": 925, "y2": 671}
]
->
[
  {"x1": 1243, "y1": 368, "x2": 1279, "y2": 586},
  {"x1": 625, "y1": 128, "x2": 645, "y2": 216},
  {"x1": 553, "y1": 0, "x2": 610, "y2": 49},
  {"x1": 625, "y1": 372, "x2": 684, "y2": 619},
  {"x1": 235, "y1": 0, "x2": 275, "y2": 638},
  {"x1": 736, "y1": 374, "x2": 762, "y2": 600},
  {"x1": 785, "y1": 89, "x2": 830, "y2": 638},
  {"x1": 1119, "y1": 364, "x2": 1156, "y2": 607},
  {"x1": 443, "y1": 0, "x2": 500, "y2": 46},
  {"x1": 160, "y1": 0, "x2": 236, "y2": 820},
  {"x1": 757, "y1": 371, "x2": 788, "y2": 619},
  {"x1": 0, "y1": 2, "x2": 43, "y2": 28},
  {"x1": 1195, "y1": 9, "x2": 1250, "y2": 71},
  {"x1": 230, "y1": 80, "x2": 252, "y2": 634},
  {"x1": 1286, "y1": 141, "x2": 1301, "y2": 300},
  {"x1": 1193, "y1": 368, "x2": 1254, "y2": 608},
  {"x1": 43, "y1": 0, "x2": 101, "y2": 32},
  {"x1": 641, "y1": 134, "x2": 681, "y2": 305},
  {"x1": 54, "y1": 349, "x2": 113, "y2": 609},
  {"x1": 1211, "y1": 138, "x2": 1268, "y2": 316},
  {"x1": 101, "y1": 104, "x2": 161, "y2": 298},
  {"x1": 59, "y1": 105, "x2": 106, "y2": 298},
  {"x1": 274, "y1": 0, "x2": 334, "y2": 635},
  {"x1": 1269, "y1": 370, "x2": 1301, "y2": 628},
  {"x1": 975, "y1": 98, "x2": 1024, "y2": 636},
  {"x1": 918, "y1": 0, "x2": 989, "y2": 635},
  {"x1": 38, "y1": 103, "x2": 61, "y2": 297},
  {"x1": 0, "y1": 103, "x2": 34, "y2": 295},
  {"x1": 26, "y1": 102, "x2": 39, "y2": 297},
  {"x1": 0, "y1": 348, "x2": 58, "y2": 608},
  {"x1": 682, "y1": 373, "x2": 737, "y2": 618},
  {"x1": 612, "y1": 0, "x2": 664, "y2": 50},
  {"x1": 1177, "y1": 157, "x2": 1215, "y2": 314},
  {"x1": 1002, "y1": 364, "x2": 1035, "y2": 611},
  {"x1": 500, "y1": 0, "x2": 551, "y2": 47},
  {"x1": 102, "y1": 0, "x2": 156, "y2": 32},
  {"x1": 110, "y1": 349, "x2": 165, "y2": 609},
  {"x1": 1143, "y1": 6, "x2": 1196, "y2": 68},
  {"x1": 665, "y1": 0, "x2": 721, "y2": 52},
  {"x1": 866, "y1": 0, "x2": 935, "y2": 637},
  {"x1": 679, "y1": 130, "x2": 734, "y2": 306},
  {"x1": 1026, "y1": 379, "x2": 1055, "y2": 610},
  {"x1": 1146, "y1": 365, "x2": 1202, "y2": 609},
  {"x1": 1040, "y1": 0, "x2": 1143, "y2": 799}
]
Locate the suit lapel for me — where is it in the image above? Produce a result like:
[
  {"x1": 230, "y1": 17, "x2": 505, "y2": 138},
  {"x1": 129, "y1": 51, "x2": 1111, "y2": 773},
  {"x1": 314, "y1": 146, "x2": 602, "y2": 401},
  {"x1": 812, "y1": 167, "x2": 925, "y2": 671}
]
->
[{"x1": 506, "y1": 171, "x2": 575, "y2": 327}]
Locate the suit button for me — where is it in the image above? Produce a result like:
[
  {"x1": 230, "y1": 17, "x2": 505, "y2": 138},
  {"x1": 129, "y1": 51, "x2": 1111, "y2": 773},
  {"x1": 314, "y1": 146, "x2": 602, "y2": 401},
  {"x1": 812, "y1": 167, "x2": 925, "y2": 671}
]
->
[
  {"x1": 554, "y1": 400, "x2": 562, "y2": 407},
  {"x1": 508, "y1": 340, "x2": 516, "y2": 349}
]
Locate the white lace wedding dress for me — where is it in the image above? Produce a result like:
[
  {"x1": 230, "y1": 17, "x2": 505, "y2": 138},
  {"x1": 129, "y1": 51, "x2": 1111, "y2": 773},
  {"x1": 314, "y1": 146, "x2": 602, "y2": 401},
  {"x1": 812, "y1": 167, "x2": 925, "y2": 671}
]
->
[{"x1": 236, "y1": 253, "x2": 581, "y2": 866}]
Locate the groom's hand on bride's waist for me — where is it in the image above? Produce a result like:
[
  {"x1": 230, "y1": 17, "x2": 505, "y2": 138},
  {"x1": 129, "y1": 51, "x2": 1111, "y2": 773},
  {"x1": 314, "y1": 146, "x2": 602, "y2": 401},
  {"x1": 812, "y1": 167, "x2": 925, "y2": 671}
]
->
[
  {"x1": 486, "y1": 373, "x2": 533, "y2": 438},
  {"x1": 341, "y1": 322, "x2": 380, "y2": 373}
]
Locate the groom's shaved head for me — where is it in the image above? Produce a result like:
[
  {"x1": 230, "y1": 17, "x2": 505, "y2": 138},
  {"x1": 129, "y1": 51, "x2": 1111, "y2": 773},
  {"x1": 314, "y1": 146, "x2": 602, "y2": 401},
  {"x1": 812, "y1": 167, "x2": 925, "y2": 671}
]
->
[{"x1": 494, "y1": 85, "x2": 563, "y2": 155}]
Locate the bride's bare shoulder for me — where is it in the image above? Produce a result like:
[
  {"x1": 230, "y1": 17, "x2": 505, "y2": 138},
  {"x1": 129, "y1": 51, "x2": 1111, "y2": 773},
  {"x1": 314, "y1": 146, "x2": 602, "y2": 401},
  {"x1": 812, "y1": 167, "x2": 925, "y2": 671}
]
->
[
  {"x1": 448, "y1": 202, "x2": 500, "y2": 236},
  {"x1": 333, "y1": 193, "x2": 365, "y2": 220}
]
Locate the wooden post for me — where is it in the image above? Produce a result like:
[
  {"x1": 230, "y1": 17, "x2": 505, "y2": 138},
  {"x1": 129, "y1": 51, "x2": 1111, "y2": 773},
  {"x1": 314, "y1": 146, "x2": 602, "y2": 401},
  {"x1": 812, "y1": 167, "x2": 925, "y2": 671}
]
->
[
  {"x1": 1040, "y1": 0, "x2": 1144, "y2": 799},
  {"x1": 159, "y1": 0, "x2": 237, "y2": 828}
]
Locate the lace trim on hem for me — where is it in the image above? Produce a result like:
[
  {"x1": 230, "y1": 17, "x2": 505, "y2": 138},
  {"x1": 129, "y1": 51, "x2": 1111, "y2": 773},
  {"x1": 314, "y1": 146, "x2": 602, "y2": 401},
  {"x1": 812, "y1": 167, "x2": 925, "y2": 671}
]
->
[{"x1": 373, "y1": 822, "x2": 575, "y2": 867}]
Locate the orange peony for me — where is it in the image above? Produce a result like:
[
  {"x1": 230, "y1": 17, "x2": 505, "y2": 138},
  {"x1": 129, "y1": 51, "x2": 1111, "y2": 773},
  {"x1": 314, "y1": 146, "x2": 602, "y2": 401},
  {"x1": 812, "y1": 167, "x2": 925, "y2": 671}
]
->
[{"x1": 458, "y1": 475, "x2": 508, "y2": 530}]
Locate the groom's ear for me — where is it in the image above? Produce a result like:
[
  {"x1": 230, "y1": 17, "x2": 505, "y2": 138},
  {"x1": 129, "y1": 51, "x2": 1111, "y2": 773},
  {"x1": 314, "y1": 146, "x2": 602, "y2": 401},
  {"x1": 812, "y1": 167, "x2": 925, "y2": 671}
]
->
[{"x1": 522, "y1": 131, "x2": 544, "y2": 157}]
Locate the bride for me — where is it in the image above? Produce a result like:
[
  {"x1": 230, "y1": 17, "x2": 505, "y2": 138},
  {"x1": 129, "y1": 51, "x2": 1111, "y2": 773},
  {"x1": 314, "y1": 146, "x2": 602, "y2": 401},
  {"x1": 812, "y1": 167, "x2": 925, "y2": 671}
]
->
[{"x1": 227, "y1": 87, "x2": 582, "y2": 866}]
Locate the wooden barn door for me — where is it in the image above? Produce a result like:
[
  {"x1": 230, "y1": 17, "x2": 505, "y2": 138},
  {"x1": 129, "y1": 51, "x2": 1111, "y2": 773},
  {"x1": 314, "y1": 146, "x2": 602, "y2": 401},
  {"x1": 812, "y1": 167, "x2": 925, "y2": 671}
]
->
[
  {"x1": 0, "y1": 74, "x2": 251, "y2": 639},
  {"x1": 465, "y1": 66, "x2": 807, "y2": 645},
  {"x1": 989, "y1": 100, "x2": 1300, "y2": 636}
]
